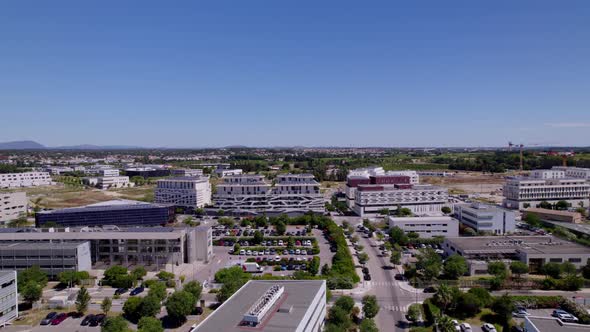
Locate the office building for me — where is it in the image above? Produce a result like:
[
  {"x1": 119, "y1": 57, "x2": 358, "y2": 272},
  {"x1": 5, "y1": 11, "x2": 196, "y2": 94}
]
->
[
  {"x1": 155, "y1": 177, "x2": 211, "y2": 210},
  {"x1": 0, "y1": 225, "x2": 213, "y2": 267},
  {"x1": 418, "y1": 171, "x2": 453, "y2": 177},
  {"x1": 442, "y1": 235, "x2": 590, "y2": 274},
  {"x1": 454, "y1": 203, "x2": 516, "y2": 235},
  {"x1": 0, "y1": 271, "x2": 18, "y2": 326},
  {"x1": 353, "y1": 184, "x2": 448, "y2": 217},
  {"x1": 552, "y1": 166, "x2": 590, "y2": 180},
  {"x1": 170, "y1": 168, "x2": 203, "y2": 177},
  {"x1": 125, "y1": 166, "x2": 171, "y2": 178},
  {"x1": 529, "y1": 169, "x2": 565, "y2": 180},
  {"x1": 214, "y1": 174, "x2": 323, "y2": 214},
  {"x1": 215, "y1": 168, "x2": 243, "y2": 177},
  {"x1": 389, "y1": 216, "x2": 459, "y2": 238},
  {"x1": 35, "y1": 199, "x2": 175, "y2": 227},
  {"x1": 503, "y1": 176, "x2": 590, "y2": 210},
  {"x1": 0, "y1": 192, "x2": 27, "y2": 224},
  {"x1": 99, "y1": 169, "x2": 120, "y2": 177},
  {"x1": 0, "y1": 242, "x2": 91, "y2": 277},
  {"x1": 346, "y1": 166, "x2": 419, "y2": 208},
  {"x1": 525, "y1": 208, "x2": 583, "y2": 224},
  {"x1": 0, "y1": 172, "x2": 52, "y2": 188},
  {"x1": 194, "y1": 280, "x2": 326, "y2": 332},
  {"x1": 96, "y1": 175, "x2": 130, "y2": 189}
]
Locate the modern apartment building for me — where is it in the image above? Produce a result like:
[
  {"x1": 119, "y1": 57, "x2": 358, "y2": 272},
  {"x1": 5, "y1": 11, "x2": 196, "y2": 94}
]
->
[
  {"x1": 454, "y1": 203, "x2": 516, "y2": 235},
  {"x1": 0, "y1": 192, "x2": 27, "y2": 224},
  {"x1": 529, "y1": 169, "x2": 565, "y2": 180},
  {"x1": 0, "y1": 271, "x2": 18, "y2": 326},
  {"x1": 0, "y1": 225, "x2": 213, "y2": 267},
  {"x1": 0, "y1": 242, "x2": 92, "y2": 277},
  {"x1": 552, "y1": 166, "x2": 590, "y2": 180},
  {"x1": 155, "y1": 177, "x2": 212, "y2": 210},
  {"x1": 353, "y1": 184, "x2": 448, "y2": 217},
  {"x1": 389, "y1": 216, "x2": 459, "y2": 238},
  {"x1": 0, "y1": 172, "x2": 52, "y2": 188},
  {"x1": 194, "y1": 280, "x2": 326, "y2": 332},
  {"x1": 503, "y1": 176, "x2": 590, "y2": 210},
  {"x1": 214, "y1": 174, "x2": 323, "y2": 214},
  {"x1": 125, "y1": 166, "x2": 171, "y2": 178},
  {"x1": 35, "y1": 199, "x2": 175, "y2": 227},
  {"x1": 345, "y1": 166, "x2": 419, "y2": 208},
  {"x1": 170, "y1": 168, "x2": 203, "y2": 177}
]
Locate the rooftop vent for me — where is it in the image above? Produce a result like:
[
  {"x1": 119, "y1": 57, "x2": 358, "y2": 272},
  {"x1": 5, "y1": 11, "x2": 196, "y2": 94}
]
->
[{"x1": 242, "y1": 285, "x2": 284, "y2": 325}]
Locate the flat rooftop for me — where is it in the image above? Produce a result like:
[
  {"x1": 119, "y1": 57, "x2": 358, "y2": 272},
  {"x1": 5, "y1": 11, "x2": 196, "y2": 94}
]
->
[
  {"x1": 194, "y1": 280, "x2": 325, "y2": 332},
  {"x1": 527, "y1": 316, "x2": 590, "y2": 332},
  {"x1": 0, "y1": 242, "x2": 86, "y2": 250},
  {"x1": 526, "y1": 208, "x2": 581, "y2": 217},
  {"x1": 543, "y1": 221, "x2": 590, "y2": 237},
  {"x1": 445, "y1": 235, "x2": 590, "y2": 255},
  {"x1": 36, "y1": 199, "x2": 171, "y2": 214}
]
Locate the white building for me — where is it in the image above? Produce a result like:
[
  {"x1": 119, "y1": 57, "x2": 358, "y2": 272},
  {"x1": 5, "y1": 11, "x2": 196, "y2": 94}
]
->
[
  {"x1": 171, "y1": 168, "x2": 203, "y2": 177},
  {"x1": 97, "y1": 175, "x2": 130, "y2": 189},
  {"x1": 0, "y1": 271, "x2": 18, "y2": 326},
  {"x1": 0, "y1": 172, "x2": 52, "y2": 188},
  {"x1": 353, "y1": 184, "x2": 448, "y2": 217},
  {"x1": 215, "y1": 168, "x2": 243, "y2": 177},
  {"x1": 530, "y1": 169, "x2": 565, "y2": 180},
  {"x1": 454, "y1": 203, "x2": 516, "y2": 235},
  {"x1": 553, "y1": 166, "x2": 590, "y2": 180},
  {"x1": 155, "y1": 177, "x2": 212, "y2": 209},
  {"x1": 99, "y1": 169, "x2": 120, "y2": 177},
  {"x1": 389, "y1": 216, "x2": 459, "y2": 238},
  {"x1": 0, "y1": 192, "x2": 27, "y2": 224},
  {"x1": 503, "y1": 176, "x2": 590, "y2": 210},
  {"x1": 214, "y1": 174, "x2": 324, "y2": 213},
  {"x1": 345, "y1": 166, "x2": 419, "y2": 208}
]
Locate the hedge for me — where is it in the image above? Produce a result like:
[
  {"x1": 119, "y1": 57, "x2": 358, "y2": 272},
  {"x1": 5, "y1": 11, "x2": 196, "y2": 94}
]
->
[{"x1": 508, "y1": 295, "x2": 564, "y2": 309}]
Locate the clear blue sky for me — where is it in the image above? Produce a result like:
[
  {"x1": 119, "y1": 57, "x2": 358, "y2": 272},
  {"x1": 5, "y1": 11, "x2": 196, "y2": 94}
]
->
[{"x1": 1, "y1": 1, "x2": 589, "y2": 147}]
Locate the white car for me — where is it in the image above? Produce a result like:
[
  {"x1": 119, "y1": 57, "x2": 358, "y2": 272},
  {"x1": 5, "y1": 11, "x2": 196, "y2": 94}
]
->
[
  {"x1": 246, "y1": 250, "x2": 252, "y2": 255},
  {"x1": 482, "y1": 323, "x2": 497, "y2": 332},
  {"x1": 295, "y1": 249, "x2": 301, "y2": 255},
  {"x1": 239, "y1": 249, "x2": 245, "y2": 255},
  {"x1": 274, "y1": 256, "x2": 281, "y2": 262},
  {"x1": 451, "y1": 320, "x2": 460, "y2": 332},
  {"x1": 253, "y1": 251, "x2": 258, "y2": 256},
  {"x1": 301, "y1": 250, "x2": 307, "y2": 255},
  {"x1": 552, "y1": 309, "x2": 579, "y2": 322},
  {"x1": 460, "y1": 323, "x2": 472, "y2": 332},
  {"x1": 278, "y1": 240, "x2": 284, "y2": 246}
]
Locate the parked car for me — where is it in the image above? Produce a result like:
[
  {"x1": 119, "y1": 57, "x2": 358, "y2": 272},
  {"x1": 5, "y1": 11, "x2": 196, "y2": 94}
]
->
[
  {"x1": 189, "y1": 323, "x2": 199, "y2": 332},
  {"x1": 246, "y1": 250, "x2": 252, "y2": 255},
  {"x1": 510, "y1": 326, "x2": 525, "y2": 332},
  {"x1": 363, "y1": 274, "x2": 372, "y2": 281},
  {"x1": 239, "y1": 249, "x2": 245, "y2": 255},
  {"x1": 68, "y1": 311, "x2": 83, "y2": 318},
  {"x1": 460, "y1": 323, "x2": 472, "y2": 332},
  {"x1": 41, "y1": 312, "x2": 57, "y2": 325},
  {"x1": 362, "y1": 267, "x2": 369, "y2": 274},
  {"x1": 90, "y1": 314, "x2": 106, "y2": 327},
  {"x1": 81, "y1": 314, "x2": 95, "y2": 326},
  {"x1": 295, "y1": 249, "x2": 300, "y2": 255},
  {"x1": 512, "y1": 308, "x2": 529, "y2": 318},
  {"x1": 130, "y1": 286, "x2": 145, "y2": 296},
  {"x1": 552, "y1": 309, "x2": 579, "y2": 322},
  {"x1": 114, "y1": 287, "x2": 128, "y2": 296},
  {"x1": 451, "y1": 319, "x2": 460, "y2": 332},
  {"x1": 51, "y1": 313, "x2": 68, "y2": 325},
  {"x1": 274, "y1": 256, "x2": 281, "y2": 262},
  {"x1": 301, "y1": 250, "x2": 307, "y2": 255},
  {"x1": 482, "y1": 323, "x2": 497, "y2": 332}
]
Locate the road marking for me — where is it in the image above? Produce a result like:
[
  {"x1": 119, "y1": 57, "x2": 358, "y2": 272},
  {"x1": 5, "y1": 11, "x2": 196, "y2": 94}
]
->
[{"x1": 382, "y1": 304, "x2": 409, "y2": 312}]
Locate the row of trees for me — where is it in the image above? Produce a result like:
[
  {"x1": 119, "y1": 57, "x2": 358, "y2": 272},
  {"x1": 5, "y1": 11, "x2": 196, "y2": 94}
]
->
[{"x1": 325, "y1": 295, "x2": 380, "y2": 332}]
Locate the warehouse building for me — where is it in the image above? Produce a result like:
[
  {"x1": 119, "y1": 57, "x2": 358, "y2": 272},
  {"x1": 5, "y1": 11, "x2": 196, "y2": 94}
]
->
[
  {"x1": 0, "y1": 242, "x2": 91, "y2": 277},
  {"x1": 0, "y1": 225, "x2": 212, "y2": 268},
  {"x1": 194, "y1": 280, "x2": 326, "y2": 332},
  {"x1": 35, "y1": 199, "x2": 175, "y2": 227}
]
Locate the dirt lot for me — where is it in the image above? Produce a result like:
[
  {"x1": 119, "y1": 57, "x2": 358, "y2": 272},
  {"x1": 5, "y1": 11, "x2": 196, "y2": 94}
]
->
[{"x1": 421, "y1": 172, "x2": 507, "y2": 198}]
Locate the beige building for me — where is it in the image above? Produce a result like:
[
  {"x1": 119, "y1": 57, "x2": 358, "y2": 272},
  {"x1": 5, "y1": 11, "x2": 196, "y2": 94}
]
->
[
  {"x1": 525, "y1": 208, "x2": 583, "y2": 224},
  {"x1": 0, "y1": 192, "x2": 27, "y2": 224}
]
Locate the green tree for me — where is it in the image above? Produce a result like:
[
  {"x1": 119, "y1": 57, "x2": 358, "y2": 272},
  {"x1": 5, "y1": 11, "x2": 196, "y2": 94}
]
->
[
  {"x1": 433, "y1": 283, "x2": 454, "y2": 313},
  {"x1": 334, "y1": 296, "x2": 355, "y2": 313},
  {"x1": 378, "y1": 208, "x2": 390, "y2": 216},
  {"x1": 524, "y1": 213, "x2": 543, "y2": 228},
  {"x1": 443, "y1": 254, "x2": 468, "y2": 279},
  {"x1": 510, "y1": 261, "x2": 529, "y2": 279},
  {"x1": 102, "y1": 297, "x2": 112, "y2": 315},
  {"x1": 327, "y1": 306, "x2": 353, "y2": 329},
  {"x1": 416, "y1": 248, "x2": 443, "y2": 281},
  {"x1": 407, "y1": 303, "x2": 422, "y2": 321},
  {"x1": 457, "y1": 292, "x2": 482, "y2": 317},
  {"x1": 58, "y1": 271, "x2": 89, "y2": 286},
  {"x1": 582, "y1": 261, "x2": 590, "y2": 279},
  {"x1": 148, "y1": 282, "x2": 167, "y2": 302},
  {"x1": 389, "y1": 226, "x2": 408, "y2": 246},
  {"x1": 441, "y1": 206, "x2": 452, "y2": 214},
  {"x1": 18, "y1": 266, "x2": 48, "y2": 288},
  {"x1": 165, "y1": 291, "x2": 196, "y2": 323},
  {"x1": 492, "y1": 294, "x2": 515, "y2": 329},
  {"x1": 541, "y1": 262, "x2": 562, "y2": 279},
  {"x1": 358, "y1": 252, "x2": 369, "y2": 265},
  {"x1": 555, "y1": 200, "x2": 569, "y2": 210},
  {"x1": 487, "y1": 261, "x2": 508, "y2": 277},
  {"x1": 101, "y1": 316, "x2": 131, "y2": 332},
  {"x1": 183, "y1": 281, "x2": 203, "y2": 301},
  {"x1": 156, "y1": 271, "x2": 175, "y2": 281},
  {"x1": 463, "y1": 227, "x2": 477, "y2": 236},
  {"x1": 140, "y1": 295, "x2": 162, "y2": 317},
  {"x1": 252, "y1": 230, "x2": 264, "y2": 244},
  {"x1": 362, "y1": 295, "x2": 380, "y2": 319},
  {"x1": 396, "y1": 207, "x2": 413, "y2": 217},
  {"x1": 131, "y1": 266, "x2": 147, "y2": 281},
  {"x1": 104, "y1": 266, "x2": 128, "y2": 285},
  {"x1": 538, "y1": 201, "x2": 553, "y2": 210},
  {"x1": 561, "y1": 262, "x2": 577, "y2": 276},
  {"x1": 308, "y1": 256, "x2": 320, "y2": 275},
  {"x1": 137, "y1": 317, "x2": 163, "y2": 332},
  {"x1": 390, "y1": 251, "x2": 401, "y2": 265},
  {"x1": 76, "y1": 287, "x2": 91, "y2": 314},
  {"x1": 217, "y1": 209, "x2": 225, "y2": 216},
  {"x1": 21, "y1": 281, "x2": 42, "y2": 304},
  {"x1": 123, "y1": 297, "x2": 143, "y2": 321},
  {"x1": 437, "y1": 315, "x2": 458, "y2": 332},
  {"x1": 467, "y1": 287, "x2": 492, "y2": 307},
  {"x1": 359, "y1": 318, "x2": 379, "y2": 332},
  {"x1": 276, "y1": 220, "x2": 286, "y2": 235}
]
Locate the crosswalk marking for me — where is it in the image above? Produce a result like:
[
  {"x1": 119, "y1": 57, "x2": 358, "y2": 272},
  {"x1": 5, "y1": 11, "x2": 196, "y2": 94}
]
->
[
  {"x1": 365, "y1": 281, "x2": 397, "y2": 287},
  {"x1": 382, "y1": 304, "x2": 409, "y2": 312}
]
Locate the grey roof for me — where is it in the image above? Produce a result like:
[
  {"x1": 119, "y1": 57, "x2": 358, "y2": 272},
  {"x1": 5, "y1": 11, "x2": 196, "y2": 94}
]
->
[
  {"x1": 527, "y1": 316, "x2": 590, "y2": 332},
  {"x1": 36, "y1": 200, "x2": 171, "y2": 215},
  {"x1": 194, "y1": 280, "x2": 325, "y2": 332},
  {"x1": 0, "y1": 242, "x2": 87, "y2": 250},
  {"x1": 445, "y1": 236, "x2": 590, "y2": 255},
  {"x1": 542, "y1": 221, "x2": 590, "y2": 237}
]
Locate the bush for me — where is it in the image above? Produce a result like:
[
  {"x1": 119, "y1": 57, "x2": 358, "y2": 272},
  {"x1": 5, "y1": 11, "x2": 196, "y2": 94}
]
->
[
  {"x1": 467, "y1": 287, "x2": 492, "y2": 307},
  {"x1": 457, "y1": 293, "x2": 482, "y2": 317}
]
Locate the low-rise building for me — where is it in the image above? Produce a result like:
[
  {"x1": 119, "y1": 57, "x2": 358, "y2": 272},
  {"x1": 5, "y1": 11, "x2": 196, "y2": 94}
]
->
[
  {"x1": 0, "y1": 192, "x2": 27, "y2": 224},
  {"x1": 442, "y1": 235, "x2": 590, "y2": 274},
  {"x1": 96, "y1": 175, "x2": 130, "y2": 189},
  {"x1": 0, "y1": 242, "x2": 91, "y2": 277},
  {"x1": 525, "y1": 207, "x2": 583, "y2": 224},
  {"x1": 155, "y1": 177, "x2": 211, "y2": 210},
  {"x1": 35, "y1": 199, "x2": 174, "y2": 227},
  {"x1": 125, "y1": 166, "x2": 170, "y2": 178},
  {"x1": 552, "y1": 166, "x2": 590, "y2": 180},
  {"x1": 503, "y1": 176, "x2": 590, "y2": 210},
  {"x1": 215, "y1": 168, "x2": 243, "y2": 177},
  {"x1": 0, "y1": 271, "x2": 18, "y2": 326},
  {"x1": 170, "y1": 169, "x2": 203, "y2": 177},
  {"x1": 0, "y1": 225, "x2": 213, "y2": 267},
  {"x1": 194, "y1": 280, "x2": 326, "y2": 332},
  {"x1": 0, "y1": 172, "x2": 52, "y2": 188},
  {"x1": 454, "y1": 203, "x2": 516, "y2": 235},
  {"x1": 389, "y1": 216, "x2": 459, "y2": 238}
]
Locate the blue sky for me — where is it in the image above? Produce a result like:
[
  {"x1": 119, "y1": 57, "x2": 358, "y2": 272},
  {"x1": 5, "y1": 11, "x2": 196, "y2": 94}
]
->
[{"x1": 1, "y1": 1, "x2": 589, "y2": 147}]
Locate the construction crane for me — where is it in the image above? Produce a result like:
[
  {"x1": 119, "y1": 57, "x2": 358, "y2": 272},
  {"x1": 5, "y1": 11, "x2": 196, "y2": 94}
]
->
[
  {"x1": 508, "y1": 142, "x2": 540, "y2": 171},
  {"x1": 547, "y1": 150, "x2": 575, "y2": 167}
]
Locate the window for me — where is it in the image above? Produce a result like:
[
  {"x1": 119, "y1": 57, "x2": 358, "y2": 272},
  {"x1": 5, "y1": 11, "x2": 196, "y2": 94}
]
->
[
  {"x1": 568, "y1": 258, "x2": 582, "y2": 263},
  {"x1": 549, "y1": 258, "x2": 563, "y2": 263}
]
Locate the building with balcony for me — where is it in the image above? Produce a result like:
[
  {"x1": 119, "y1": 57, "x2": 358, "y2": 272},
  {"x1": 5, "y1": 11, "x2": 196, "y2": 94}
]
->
[
  {"x1": 353, "y1": 184, "x2": 448, "y2": 217},
  {"x1": 0, "y1": 172, "x2": 52, "y2": 188},
  {"x1": 503, "y1": 176, "x2": 590, "y2": 210},
  {"x1": 552, "y1": 166, "x2": 590, "y2": 180},
  {"x1": 0, "y1": 192, "x2": 27, "y2": 224},
  {"x1": 454, "y1": 203, "x2": 516, "y2": 235},
  {"x1": 155, "y1": 177, "x2": 211, "y2": 210}
]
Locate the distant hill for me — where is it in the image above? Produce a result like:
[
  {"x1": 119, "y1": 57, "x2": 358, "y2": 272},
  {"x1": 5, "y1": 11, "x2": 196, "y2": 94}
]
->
[{"x1": 0, "y1": 140, "x2": 46, "y2": 150}]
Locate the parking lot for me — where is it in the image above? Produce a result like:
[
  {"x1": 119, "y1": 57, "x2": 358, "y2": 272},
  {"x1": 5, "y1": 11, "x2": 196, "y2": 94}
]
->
[{"x1": 30, "y1": 316, "x2": 100, "y2": 332}]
